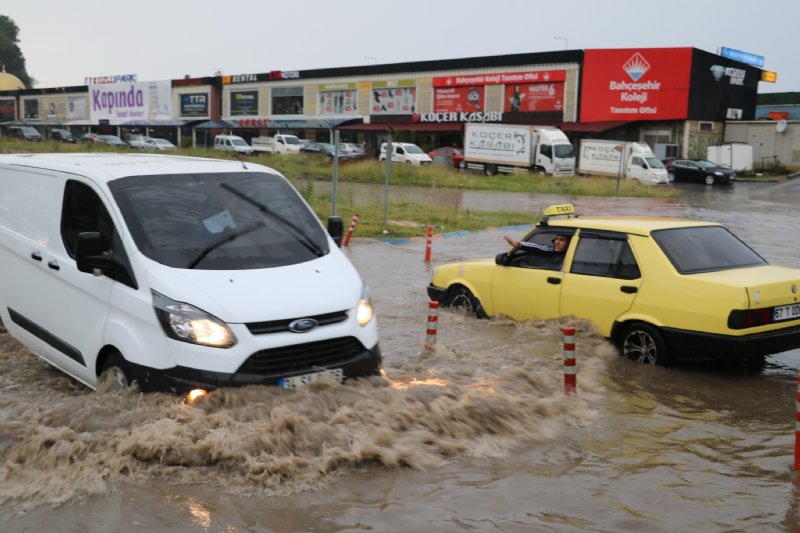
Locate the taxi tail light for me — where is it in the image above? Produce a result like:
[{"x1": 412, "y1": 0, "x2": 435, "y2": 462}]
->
[{"x1": 728, "y1": 308, "x2": 773, "y2": 329}]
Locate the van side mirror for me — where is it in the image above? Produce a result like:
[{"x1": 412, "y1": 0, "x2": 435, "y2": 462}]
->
[
  {"x1": 75, "y1": 232, "x2": 113, "y2": 274},
  {"x1": 327, "y1": 216, "x2": 344, "y2": 247}
]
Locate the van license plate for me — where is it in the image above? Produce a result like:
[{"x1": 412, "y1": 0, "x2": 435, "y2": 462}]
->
[
  {"x1": 279, "y1": 368, "x2": 344, "y2": 390},
  {"x1": 774, "y1": 303, "x2": 800, "y2": 322}
]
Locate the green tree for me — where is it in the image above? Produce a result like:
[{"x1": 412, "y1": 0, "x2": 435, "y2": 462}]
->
[{"x1": 0, "y1": 14, "x2": 32, "y2": 88}]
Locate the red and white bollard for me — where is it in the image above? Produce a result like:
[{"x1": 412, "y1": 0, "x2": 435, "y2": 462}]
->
[
  {"x1": 342, "y1": 213, "x2": 359, "y2": 247},
  {"x1": 424, "y1": 300, "x2": 439, "y2": 353},
  {"x1": 795, "y1": 372, "x2": 800, "y2": 470},
  {"x1": 563, "y1": 326, "x2": 576, "y2": 393},
  {"x1": 424, "y1": 225, "x2": 433, "y2": 263}
]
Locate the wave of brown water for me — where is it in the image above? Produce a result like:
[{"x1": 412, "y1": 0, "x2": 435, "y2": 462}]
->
[{"x1": 0, "y1": 319, "x2": 614, "y2": 512}]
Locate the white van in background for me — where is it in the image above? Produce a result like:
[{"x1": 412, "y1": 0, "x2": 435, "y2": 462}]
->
[
  {"x1": 0, "y1": 153, "x2": 381, "y2": 394},
  {"x1": 378, "y1": 142, "x2": 432, "y2": 165},
  {"x1": 214, "y1": 134, "x2": 254, "y2": 155}
]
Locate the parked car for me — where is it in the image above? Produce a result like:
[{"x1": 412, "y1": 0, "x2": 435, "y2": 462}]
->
[
  {"x1": 81, "y1": 132, "x2": 100, "y2": 143},
  {"x1": 51, "y1": 128, "x2": 77, "y2": 143},
  {"x1": 125, "y1": 133, "x2": 146, "y2": 146},
  {"x1": 214, "y1": 134, "x2": 254, "y2": 155},
  {"x1": 428, "y1": 146, "x2": 464, "y2": 168},
  {"x1": 130, "y1": 136, "x2": 176, "y2": 150},
  {"x1": 666, "y1": 159, "x2": 735, "y2": 185},
  {"x1": 338, "y1": 143, "x2": 367, "y2": 160},
  {"x1": 7, "y1": 126, "x2": 43, "y2": 142},
  {"x1": 96, "y1": 135, "x2": 129, "y2": 147},
  {"x1": 299, "y1": 139, "x2": 321, "y2": 154},
  {"x1": 427, "y1": 203, "x2": 800, "y2": 367},
  {"x1": 379, "y1": 142, "x2": 432, "y2": 166},
  {"x1": 315, "y1": 142, "x2": 349, "y2": 161}
]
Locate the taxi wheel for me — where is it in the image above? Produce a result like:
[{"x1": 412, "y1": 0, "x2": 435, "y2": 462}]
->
[
  {"x1": 620, "y1": 323, "x2": 674, "y2": 366},
  {"x1": 97, "y1": 351, "x2": 132, "y2": 392},
  {"x1": 445, "y1": 285, "x2": 486, "y2": 319}
]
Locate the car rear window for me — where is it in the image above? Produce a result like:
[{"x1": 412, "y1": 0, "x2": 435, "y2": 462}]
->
[{"x1": 652, "y1": 226, "x2": 766, "y2": 274}]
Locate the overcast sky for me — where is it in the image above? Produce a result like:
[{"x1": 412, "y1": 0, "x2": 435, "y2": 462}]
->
[{"x1": 3, "y1": 0, "x2": 796, "y2": 93}]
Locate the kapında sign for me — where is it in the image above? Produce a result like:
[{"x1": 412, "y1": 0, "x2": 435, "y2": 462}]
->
[{"x1": 89, "y1": 80, "x2": 172, "y2": 124}]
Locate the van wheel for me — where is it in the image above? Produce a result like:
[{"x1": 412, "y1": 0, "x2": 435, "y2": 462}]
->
[
  {"x1": 98, "y1": 351, "x2": 132, "y2": 392},
  {"x1": 704, "y1": 175, "x2": 715, "y2": 185},
  {"x1": 484, "y1": 164, "x2": 498, "y2": 176},
  {"x1": 619, "y1": 323, "x2": 674, "y2": 366},
  {"x1": 444, "y1": 285, "x2": 486, "y2": 319}
]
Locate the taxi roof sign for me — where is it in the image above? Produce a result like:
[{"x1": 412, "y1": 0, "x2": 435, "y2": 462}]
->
[{"x1": 540, "y1": 203, "x2": 576, "y2": 226}]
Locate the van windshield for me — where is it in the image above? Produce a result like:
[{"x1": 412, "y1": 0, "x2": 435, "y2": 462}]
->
[{"x1": 108, "y1": 171, "x2": 329, "y2": 269}]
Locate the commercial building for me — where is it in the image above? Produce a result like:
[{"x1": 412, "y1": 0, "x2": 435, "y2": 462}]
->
[{"x1": 0, "y1": 46, "x2": 773, "y2": 162}]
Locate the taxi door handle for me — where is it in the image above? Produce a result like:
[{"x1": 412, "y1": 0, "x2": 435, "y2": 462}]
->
[
  {"x1": 620, "y1": 285, "x2": 638, "y2": 294},
  {"x1": 547, "y1": 277, "x2": 561, "y2": 285}
]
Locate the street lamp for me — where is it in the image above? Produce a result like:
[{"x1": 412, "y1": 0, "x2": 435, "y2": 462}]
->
[
  {"x1": 614, "y1": 145, "x2": 624, "y2": 196},
  {"x1": 553, "y1": 36, "x2": 568, "y2": 50}
]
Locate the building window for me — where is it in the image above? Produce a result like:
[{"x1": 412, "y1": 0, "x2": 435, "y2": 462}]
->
[
  {"x1": 272, "y1": 87, "x2": 304, "y2": 115},
  {"x1": 698, "y1": 122, "x2": 715, "y2": 132}
]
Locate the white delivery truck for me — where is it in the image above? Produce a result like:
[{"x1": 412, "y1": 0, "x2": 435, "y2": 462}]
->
[
  {"x1": 577, "y1": 139, "x2": 669, "y2": 184},
  {"x1": 0, "y1": 153, "x2": 381, "y2": 395},
  {"x1": 706, "y1": 142, "x2": 753, "y2": 172},
  {"x1": 251, "y1": 133, "x2": 302, "y2": 155},
  {"x1": 461, "y1": 123, "x2": 575, "y2": 176}
]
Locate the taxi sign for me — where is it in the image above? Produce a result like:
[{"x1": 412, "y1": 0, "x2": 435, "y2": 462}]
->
[{"x1": 543, "y1": 203, "x2": 575, "y2": 217}]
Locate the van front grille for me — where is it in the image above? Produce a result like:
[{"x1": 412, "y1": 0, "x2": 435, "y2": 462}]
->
[
  {"x1": 237, "y1": 336, "x2": 365, "y2": 376},
  {"x1": 246, "y1": 310, "x2": 348, "y2": 334}
]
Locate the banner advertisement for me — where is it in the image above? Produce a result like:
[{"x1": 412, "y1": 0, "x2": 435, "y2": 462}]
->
[
  {"x1": 319, "y1": 88, "x2": 357, "y2": 115},
  {"x1": 0, "y1": 98, "x2": 15, "y2": 122},
  {"x1": 580, "y1": 48, "x2": 692, "y2": 122},
  {"x1": 67, "y1": 96, "x2": 87, "y2": 120},
  {"x1": 371, "y1": 81, "x2": 416, "y2": 114},
  {"x1": 434, "y1": 86, "x2": 485, "y2": 113},
  {"x1": 230, "y1": 90, "x2": 259, "y2": 116},
  {"x1": 180, "y1": 93, "x2": 209, "y2": 117},
  {"x1": 504, "y1": 82, "x2": 564, "y2": 112},
  {"x1": 41, "y1": 98, "x2": 66, "y2": 121},
  {"x1": 89, "y1": 80, "x2": 173, "y2": 124},
  {"x1": 433, "y1": 69, "x2": 566, "y2": 87}
]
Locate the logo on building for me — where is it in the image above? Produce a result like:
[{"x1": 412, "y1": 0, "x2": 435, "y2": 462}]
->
[
  {"x1": 623, "y1": 53, "x2": 650, "y2": 81},
  {"x1": 710, "y1": 65, "x2": 725, "y2": 82}
]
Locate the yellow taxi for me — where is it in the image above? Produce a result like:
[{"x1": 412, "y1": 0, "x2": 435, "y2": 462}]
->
[{"x1": 427, "y1": 204, "x2": 800, "y2": 365}]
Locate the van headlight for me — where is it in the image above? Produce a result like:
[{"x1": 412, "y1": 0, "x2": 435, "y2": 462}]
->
[
  {"x1": 356, "y1": 286, "x2": 375, "y2": 327},
  {"x1": 152, "y1": 290, "x2": 237, "y2": 348}
]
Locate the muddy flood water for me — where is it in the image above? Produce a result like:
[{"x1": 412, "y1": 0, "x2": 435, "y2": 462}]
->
[{"x1": 3, "y1": 179, "x2": 800, "y2": 532}]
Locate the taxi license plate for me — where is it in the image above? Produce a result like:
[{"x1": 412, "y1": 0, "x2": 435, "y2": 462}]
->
[
  {"x1": 774, "y1": 303, "x2": 800, "y2": 322},
  {"x1": 279, "y1": 368, "x2": 343, "y2": 390}
]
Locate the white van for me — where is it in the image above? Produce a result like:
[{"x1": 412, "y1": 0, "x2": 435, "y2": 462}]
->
[
  {"x1": 378, "y1": 142, "x2": 432, "y2": 166},
  {"x1": 0, "y1": 153, "x2": 381, "y2": 394},
  {"x1": 214, "y1": 134, "x2": 254, "y2": 155}
]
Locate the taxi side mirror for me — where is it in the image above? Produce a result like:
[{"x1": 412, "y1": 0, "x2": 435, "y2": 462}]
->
[{"x1": 495, "y1": 252, "x2": 510, "y2": 266}]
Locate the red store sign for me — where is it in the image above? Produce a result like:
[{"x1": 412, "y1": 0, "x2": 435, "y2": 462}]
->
[
  {"x1": 433, "y1": 69, "x2": 566, "y2": 87},
  {"x1": 580, "y1": 48, "x2": 692, "y2": 122}
]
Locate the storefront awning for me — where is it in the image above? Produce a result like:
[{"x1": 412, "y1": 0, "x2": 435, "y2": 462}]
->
[
  {"x1": 193, "y1": 119, "x2": 237, "y2": 129},
  {"x1": 267, "y1": 118, "x2": 360, "y2": 129},
  {"x1": 121, "y1": 119, "x2": 185, "y2": 126},
  {"x1": 558, "y1": 121, "x2": 630, "y2": 133},
  {"x1": 337, "y1": 122, "x2": 463, "y2": 132}
]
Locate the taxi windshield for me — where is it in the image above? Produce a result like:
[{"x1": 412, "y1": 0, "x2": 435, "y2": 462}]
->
[{"x1": 652, "y1": 226, "x2": 766, "y2": 274}]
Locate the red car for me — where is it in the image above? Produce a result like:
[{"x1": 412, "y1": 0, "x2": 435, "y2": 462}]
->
[{"x1": 428, "y1": 147, "x2": 464, "y2": 168}]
